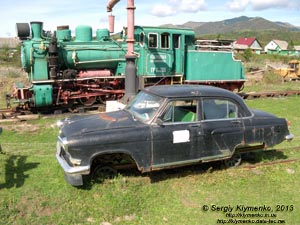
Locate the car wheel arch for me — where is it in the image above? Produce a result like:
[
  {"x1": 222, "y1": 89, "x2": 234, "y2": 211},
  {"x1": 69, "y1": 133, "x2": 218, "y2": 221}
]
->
[{"x1": 90, "y1": 150, "x2": 142, "y2": 172}]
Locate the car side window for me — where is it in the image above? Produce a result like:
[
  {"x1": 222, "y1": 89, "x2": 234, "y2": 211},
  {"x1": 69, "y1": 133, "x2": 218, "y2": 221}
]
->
[
  {"x1": 201, "y1": 99, "x2": 239, "y2": 120},
  {"x1": 161, "y1": 100, "x2": 197, "y2": 123}
]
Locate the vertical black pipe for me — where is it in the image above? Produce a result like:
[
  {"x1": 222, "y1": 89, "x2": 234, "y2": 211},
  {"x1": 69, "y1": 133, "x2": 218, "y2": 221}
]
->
[
  {"x1": 48, "y1": 31, "x2": 58, "y2": 79},
  {"x1": 123, "y1": 55, "x2": 137, "y2": 103}
]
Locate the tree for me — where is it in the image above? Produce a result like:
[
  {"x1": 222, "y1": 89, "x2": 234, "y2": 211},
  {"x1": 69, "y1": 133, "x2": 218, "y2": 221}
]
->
[
  {"x1": 288, "y1": 40, "x2": 294, "y2": 50},
  {"x1": 243, "y1": 48, "x2": 253, "y2": 62},
  {"x1": 0, "y1": 44, "x2": 10, "y2": 62}
]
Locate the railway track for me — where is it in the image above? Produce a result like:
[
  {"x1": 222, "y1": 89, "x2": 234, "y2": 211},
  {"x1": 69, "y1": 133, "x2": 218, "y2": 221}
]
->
[
  {"x1": 1, "y1": 89, "x2": 300, "y2": 122},
  {"x1": 237, "y1": 146, "x2": 300, "y2": 170},
  {"x1": 0, "y1": 104, "x2": 106, "y2": 122},
  {"x1": 238, "y1": 90, "x2": 300, "y2": 99},
  {"x1": 241, "y1": 157, "x2": 300, "y2": 170}
]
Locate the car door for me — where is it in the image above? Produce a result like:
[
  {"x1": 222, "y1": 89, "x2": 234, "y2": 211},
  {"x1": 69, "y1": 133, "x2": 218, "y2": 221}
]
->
[
  {"x1": 151, "y1": 99, "x2": 201, "y2": 168},
  {"x1": 198, "y1": 98, "x2": 245, "y2": 160}
]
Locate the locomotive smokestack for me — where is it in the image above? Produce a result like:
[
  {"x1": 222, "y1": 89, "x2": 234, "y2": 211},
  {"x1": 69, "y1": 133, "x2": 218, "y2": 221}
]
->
[{"x1": 30, "y1": 21, "x2": 43, "y2": 40}]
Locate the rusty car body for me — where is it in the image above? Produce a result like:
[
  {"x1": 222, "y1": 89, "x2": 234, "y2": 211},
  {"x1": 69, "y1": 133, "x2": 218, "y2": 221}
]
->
[{"x1": 56, "y1": 85, "x2": 294, "y2": 186}]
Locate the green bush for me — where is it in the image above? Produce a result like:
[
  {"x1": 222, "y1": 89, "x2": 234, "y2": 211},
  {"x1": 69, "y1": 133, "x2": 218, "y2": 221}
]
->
[
  {"x1": 0, "y1": 44, "x2": 21, "y2": 67},
  {"x1": 243, "y1": 48, "x2": 253, "y2": 62}
]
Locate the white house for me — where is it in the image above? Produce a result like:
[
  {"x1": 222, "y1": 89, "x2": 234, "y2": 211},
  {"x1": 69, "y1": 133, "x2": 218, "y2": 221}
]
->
[{"x1": 264, "y1": 40, "x2": 288, "y2": 53}]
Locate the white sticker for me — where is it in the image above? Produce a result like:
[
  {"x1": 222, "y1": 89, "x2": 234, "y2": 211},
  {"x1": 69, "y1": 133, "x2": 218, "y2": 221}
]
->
[{"x1": 173, "y1": 130, "x2": 190, "y2": 143}]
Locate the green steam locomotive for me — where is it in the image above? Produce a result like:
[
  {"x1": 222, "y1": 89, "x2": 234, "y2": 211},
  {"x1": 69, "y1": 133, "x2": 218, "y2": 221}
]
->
[{"x1": 14, "y1": 21, "x2": 245, "y2": 108}]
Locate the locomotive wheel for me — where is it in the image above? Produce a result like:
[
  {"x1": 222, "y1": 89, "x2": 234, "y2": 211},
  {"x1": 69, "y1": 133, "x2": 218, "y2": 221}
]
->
[
  {"x1": 79, "y1": 96, "x2": 97, "y2": 106},
  {"x1": 61, "y1": 89, "x2": 75, "y2": 107},
  {"x1": 65, "y1": 99, "x2": 75, "y2": 108},
  {"x1": 98, "y1": 86, "x2": 116, "y2": 104}
]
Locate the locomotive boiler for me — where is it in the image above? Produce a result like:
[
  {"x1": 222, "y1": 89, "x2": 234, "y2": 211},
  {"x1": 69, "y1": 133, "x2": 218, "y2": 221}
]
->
[{"x1": 14, "y1": 20, "x2": 245, "y2": 109}]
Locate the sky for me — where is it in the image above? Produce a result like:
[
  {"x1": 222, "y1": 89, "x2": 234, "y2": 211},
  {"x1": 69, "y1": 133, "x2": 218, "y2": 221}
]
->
[{"x1": 1, "y1": 0, "x2": 300, "y2": 37}]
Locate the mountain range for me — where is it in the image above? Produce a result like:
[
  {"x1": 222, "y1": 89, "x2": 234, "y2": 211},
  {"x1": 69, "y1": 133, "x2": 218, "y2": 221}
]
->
[{"x1": 161, "y1": 16, "x2": 300, "y2": 36}]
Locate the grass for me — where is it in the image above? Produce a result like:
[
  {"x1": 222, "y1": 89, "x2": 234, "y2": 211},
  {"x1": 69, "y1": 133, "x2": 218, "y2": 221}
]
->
[
  {"x1": 1, "y1": 53, "x2": 300, "y2": 224},
  {"x1": 1, "y1": 97, "x2": 300, "y2": 224}
]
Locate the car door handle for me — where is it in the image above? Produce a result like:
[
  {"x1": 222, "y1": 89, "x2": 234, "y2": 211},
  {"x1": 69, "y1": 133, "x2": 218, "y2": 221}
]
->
[
  {"x1": 190, "y1": 124, "x2": 201, "y2": 128},
  {"x1": 231, "y1": 120, "x2": 241, "y2": 124}
]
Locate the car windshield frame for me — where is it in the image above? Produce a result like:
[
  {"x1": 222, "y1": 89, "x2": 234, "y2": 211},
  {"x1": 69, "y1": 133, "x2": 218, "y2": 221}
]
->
[{"x1": 125, "y1": 91, "x2": 165, "y2": 123}]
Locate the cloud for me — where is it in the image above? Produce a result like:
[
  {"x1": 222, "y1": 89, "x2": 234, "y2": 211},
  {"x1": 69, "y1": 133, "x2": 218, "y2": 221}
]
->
[
  {"x1": 150, "y1": 4, "x2": 177, "y2": 17},
  {"x1": 151, "y1": 0, "x2": 207, "y2": 17},
  {"x1": 251, "y1": 0, "x2": 288, "y2": 10},
  {"x1": 226, "y1": 0, "x2": 299, "y2": 12},
  {"x1": 226, "y1": 0, "x2": 249, "y2": 12}
]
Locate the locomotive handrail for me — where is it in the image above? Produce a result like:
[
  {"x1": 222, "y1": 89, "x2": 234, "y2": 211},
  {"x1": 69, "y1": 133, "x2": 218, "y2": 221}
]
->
[
  {"x1": 73, "y1": 58, "x2": 126, "y2": 66},
  {"x1": 110, "y1": 39, "x2": 127, "y2": 53},
  {"x1": 64, "y1": 46, "x2": 125, "y2": 51}
]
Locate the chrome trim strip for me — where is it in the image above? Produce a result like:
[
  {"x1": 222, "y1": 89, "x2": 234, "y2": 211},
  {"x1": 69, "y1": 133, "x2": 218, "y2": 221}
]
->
[{"x1": 58, "y1": 136, "x2": 68, "y2": 146}]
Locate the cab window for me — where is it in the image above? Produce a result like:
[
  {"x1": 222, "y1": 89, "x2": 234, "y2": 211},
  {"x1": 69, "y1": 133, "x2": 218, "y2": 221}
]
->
[
  {"x1": 140, "y1": 32, "x2": 145, "y2": 46},
  {"x1": 161, "y1": 33, "x2": 170, "y2": 49},
  {"x1": 149, "y1": 33, "x2": 158, "y2": 48},
  {"x1": 173, "y1": 34, "x2": 180, "y2": 49}
]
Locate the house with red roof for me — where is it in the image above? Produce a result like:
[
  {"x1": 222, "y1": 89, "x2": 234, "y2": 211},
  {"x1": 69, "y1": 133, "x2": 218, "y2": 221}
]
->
[{"x1": 233, "y1": 37, "x2": 262, "y2": 54}]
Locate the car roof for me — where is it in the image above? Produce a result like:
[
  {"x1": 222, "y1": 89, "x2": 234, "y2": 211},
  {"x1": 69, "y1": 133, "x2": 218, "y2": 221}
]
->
[{"x1": 144, "y1": 85, "x2": 241, "y2": 100}]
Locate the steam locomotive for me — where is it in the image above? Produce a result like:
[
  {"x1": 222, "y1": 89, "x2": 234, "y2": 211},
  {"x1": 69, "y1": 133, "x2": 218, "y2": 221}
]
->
[{"x1": 14, "y1": 21, "x2": 245, "y2": 109}]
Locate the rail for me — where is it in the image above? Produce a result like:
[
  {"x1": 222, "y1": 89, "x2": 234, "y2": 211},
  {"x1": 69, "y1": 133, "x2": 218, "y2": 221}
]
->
[{"x1": 238, "y1": 90, "x2": 300, "y2": 99}]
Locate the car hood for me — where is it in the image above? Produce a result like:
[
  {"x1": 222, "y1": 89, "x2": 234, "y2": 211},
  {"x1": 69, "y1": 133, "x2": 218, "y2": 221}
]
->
[{"x1": 59, "y1": 110, "x2": 139, "y2": 138}]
